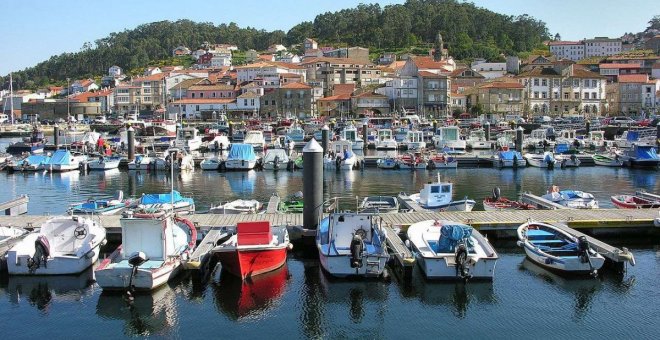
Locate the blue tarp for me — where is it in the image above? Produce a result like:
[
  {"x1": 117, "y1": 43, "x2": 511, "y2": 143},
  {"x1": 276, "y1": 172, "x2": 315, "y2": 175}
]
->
[
  {"x1": 634, "y1": 146, "x2": 659, "y2": 160},
  {"x1": 555, "y1": 143, "x2": 569, "y2": 154},
  {"x1": 543, "y1": 153, "x2": 553, "y2": 162},
  {"x1": 498, "y1": 151, "x2": 523, "y2": 160},
  {"x1": 141, "y1": 190, "x2": 193, "y2": 205},
  {"x1": 25, "y1": 154, "x2": 49, "y2": 165},
  {"x1": 437, "y1": 224, "x2": 474, "y2": 253},
  {"x1": 47, "y1": 150, "x2": 72, "y2": 165},
  {"x1": 560, "y1": 190, "x2": 579, "y2": 199},
  {"x1": 626, "y1": 131, "x2": 639, "y2": 141},
  {"x1": 227, "y1": 143, "x2": 256, "y2": 161}
]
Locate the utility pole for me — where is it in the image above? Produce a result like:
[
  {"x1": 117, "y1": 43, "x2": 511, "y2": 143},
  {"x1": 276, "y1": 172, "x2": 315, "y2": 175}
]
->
[{"x1": 66, "y1": 77, "x2": 70, "y2": 122}]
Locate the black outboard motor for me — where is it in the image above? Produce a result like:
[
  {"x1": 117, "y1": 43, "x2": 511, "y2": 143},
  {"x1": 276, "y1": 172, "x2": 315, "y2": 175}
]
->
[
  {"x1": 126, "y1": 251, "x2": 148, "y2": 299},
  {"x1": 28, "y1": 235, "x2": 51, "y2": 273},
  {"x1": 455, "y1": 242, "x2": 471, "y2": 280},
  {"x1": 350, "y1": 233, "x2": 364, "y2": 269},
  {"x1": 577, "y1": 236, "x2": 590, "y2": 263},
  {"x1": 273, "y1": 155, "x2": 280, "y2": 170}
]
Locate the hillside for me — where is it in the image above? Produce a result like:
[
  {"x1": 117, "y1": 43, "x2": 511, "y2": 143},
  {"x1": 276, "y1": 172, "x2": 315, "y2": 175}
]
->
[{"x1": 4, "y1": 0, "x2": 550, "y2": 89}]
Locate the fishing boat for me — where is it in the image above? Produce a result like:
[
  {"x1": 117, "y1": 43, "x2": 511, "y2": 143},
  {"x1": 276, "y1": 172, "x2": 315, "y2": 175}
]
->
[
  {"x1": 316, "y1": 211, "x2": 389, "y2": 278},
  {"x1": 210, "y1": 199, "x2": 262, "y2": 214},
  {"x1": 541, "y1": 186, "x2": 599, "y2": 209},
  {"x1": 210, "y1": 221, "x2": 291, "y2": 280},
  {"x1": 405, "y1": 175, "x2": 475, "y2": 212},
  {"x1": 433, "y1": 126, "x2": 466, "y2": 150},
  {"x1": 68, "y1": 190, "x2": 134, "y2": 215},
  {"x1": 375, "y1": 129, "x2": 398, "y2": 150},
  {"x1": 592, "y1": 152, "x2": 624, "y2": 167},
  {"x1": 200, "y1": 155, "x2": 223, "y2": 170},
  {"x1": 338, "y1": 123, "x2": 364, "y2": 150},
  {"x1": 585, "y1": 130, "x2": 606, "y2": 149},
  {"x1": 207, "y1": 134, "x2": 231, "y2": 151},
  {"x1": 407, "y1": 220, "x2": 498, "y2": 280},
  {"x1": 524, "y1": 151, "x2": 557, "y2": 168},
  {"x1": 45, "y1": 149, "x2": 85, "y2": 172},
  {"x1": 428, "y1": 153, "x2": 458, "y2": 169},
  {"x1": 466, "y1": 129, "x2": 492, "y2": 150},
  {"x1": 376, "y1": 156, "x2": 398, "y2": 169},
  {"x1": 95, "y1": 212, "x2": 196, "y2": 291},
  {"x1": 127, "y1": 154, "x2": 153, "y2": 170},
  {"x1": 325, "y1": 141, "x2": 357, "y2": 170},
  {"x1": 285, "y1": 125, "x2": 306, "y2": 147},
  {"x1": 278, "y1": 192, "x2": 304, "y2": 213},
  {"x1": 491, "y1": 149, "x2": 526, "y2": 168},
  {"x1": 6, "y1": 215, "x2": 106, "y2": 275},
  {"x1": 404, "y1": 130, "x2": 426, "y2": 150},
  {"x1": 262, "y1": 148, "x2": 290, "y2": 171},
  {"x1": 88, "y1": 156, "x2": 121, "y2": 170},
  {"x1": 225, "y1": 143, "x2": 258, "y2": 170},
  {"x1": 152, "y1": 148, "x2": 195, "y2": 171},
  {"x1": 610, "y1": 194, "x2": 660, "y2": 209},
  {"x1": 9, "y1": 154, "x2": 50, "y2": 171},
  {"x1": 5, "y1": 125, "x2": 45, "y2": 155},
  {"x1": 135, "y1": 190, "x2": 195, "y2": 215},
  {"x1": 620, "y1": 145, "x2": 659, "y2": 168},
  {"x1": 243, "y1": 130, "x2": 266, "y2": 151},
  {"x1": 397, "y1": 153, "x2": 427, "y2": 170},
  {"x1": 143, "y1": 119, "x2": 177, "y2": 137},
  {"x1": 1, "y1": 226, "x2": 30, "y2": 267},
  {"x1": 517, "y1": 221, "x2": 605, "y2": 276},
  {"x1": 482, "y1": 188, "x2": 536, "y2": 211},
  {"x1": 358, "y1": 196, "x2": 399, "y2": 214},
  {"x1": 174, "y1": 126, "x2": 203, "y2": 152}
]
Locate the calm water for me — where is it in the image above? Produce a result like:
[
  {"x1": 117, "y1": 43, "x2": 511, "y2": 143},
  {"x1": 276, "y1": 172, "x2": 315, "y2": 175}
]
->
[{"x1": 1, "y1": 139, "x2": 660, "y2": 339}]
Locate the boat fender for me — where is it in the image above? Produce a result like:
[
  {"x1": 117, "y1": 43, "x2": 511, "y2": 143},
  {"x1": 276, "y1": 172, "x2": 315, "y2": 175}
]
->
[{"x1": 350, "y1": 232, "x2": 365, "y2": 268}]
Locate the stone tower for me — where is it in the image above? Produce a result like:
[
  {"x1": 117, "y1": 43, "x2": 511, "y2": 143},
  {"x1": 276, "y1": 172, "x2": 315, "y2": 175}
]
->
[{"x1": 434, "y1": 32, "x2": 444, "y2": 62}]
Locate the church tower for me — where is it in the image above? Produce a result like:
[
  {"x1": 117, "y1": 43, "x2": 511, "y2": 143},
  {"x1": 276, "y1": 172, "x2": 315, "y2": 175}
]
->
[{"x1": 434, "y1": 32, "x2": 445, "y2": 62}]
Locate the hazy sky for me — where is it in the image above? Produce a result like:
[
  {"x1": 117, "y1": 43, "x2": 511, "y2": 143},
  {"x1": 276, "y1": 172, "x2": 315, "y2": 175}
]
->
[{"x1": 0, "y1": 0, "x2": 656, "y2": 74}]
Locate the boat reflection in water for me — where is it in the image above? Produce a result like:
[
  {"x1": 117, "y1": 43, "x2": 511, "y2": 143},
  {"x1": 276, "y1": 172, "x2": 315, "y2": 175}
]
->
[
  {"x1": 2, "y1": 267, "x2": 94, "y2": 311},
  {"x1": 96, "y1": 283, "x2": 178, "y2": 337},
  {"x1": 519, "y1": 257, "x2": 603, "y2": 320},
  {"x1": 212, "y1": 264, "x2": 289, "y2": 320}
]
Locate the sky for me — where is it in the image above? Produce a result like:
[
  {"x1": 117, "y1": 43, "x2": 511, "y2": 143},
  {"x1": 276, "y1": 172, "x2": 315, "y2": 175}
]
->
[{"x1": 0, "y1": 0, "x2": 656, "y2": 75}]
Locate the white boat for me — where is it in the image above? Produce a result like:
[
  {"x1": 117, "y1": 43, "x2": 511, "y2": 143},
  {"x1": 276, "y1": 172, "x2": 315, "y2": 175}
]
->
[
  {"x1": 1, "y1": 226, "x2": 30, "y2": 262},
  {"x1": 619, "y1": 144, "x2": 660, "y2": 168},
  {"x1": 585, "y1": 131, "x2": 606, "y2": 149},
  {"x1": 495, "y1": 129, "x2": 516, "y2": 149},
  {"x1": 46, "y1": 149, "x2": 85, "y2": 172},
  {"x1": 6, "y1": 216, "x2": 106, "y2": 275},
  {"x1": 339, "y1": 123, "x2": 364, "y2": 150},
  {"x1": 174, "y1": 126, "x2": 203, "y2": 152},
  {"x1": 67, "y1": 190, "x2": 134, "y2": 216},
  {"x1": 541, "y1": 186, "x2": 599, "y2": 209},
  {"x1": 524, "y1": 152, "x2": 557, "y2": 168},
  {"x1": 95, "y1": 212, "x2": 197, "y2": 291},
  {"x1": 358, "y1": 196, "x2": 399, "y2": 214},
  {"x1": 243, "y1": 130, "x2": 266, "y2": 151},
  {"x1": 285, "y1": 125, "x2": 306, "y2": 147},
  {"x1": 325, "y1": 141, "x2": 357, "y2": 170},
  {"x1": 225, "y1": 144, "x2": 258, "y2": 170},
  {"x1": 127, "y1": 154, "x2": 153, "y2": 170},
  {"x1": 207, "y1": 135, "x2": 231, "y2": 151},
  {"x1": 143, "y1": 119, "x2": 177, "y2": 137},
  {"x1": 375, "y1": 129, "x2": 398, "y2": 150},
  {"x1": 397, "y1": 153, "x2": 427, "y2": 170},
  {"x1": 376, "y1": 156, "x2": 398, "y2": 169},
  {"x1": 517, "y1": 221, "x2": 605, "y2": 276},
  {"x1": 153, "y1": 148, "x2": 195, "y2": 171},
  {"x1": 210, "y1": 199, "x2": 263, "y2": 214},
  {"x1": 10, "y1": 154, "x2": 50, "y2": 171},
  {"x1": 88, "y1": 156, "x2": 121, "y2": 170},
  {"x1": 407, "y1": 220, "x2": 498, "y2": 280},
  {"x1": 591, "y1": 152, "x2": 624, "y2": 167},
  {"x1": 525, "y1": 128, "x2": 553, "y2": 150},
  {"x1": 555, "y1": 129, "x2": 582, "y2": 148},
  {"x1": 654, "y1": 211, "x2": 660, "y2": 228},
  {"x1": 406, "y1": 175, "x2": 475, "y2": 212},
  {"x1": 316, "y1": 212, "x2": 389, "y2": 278},
  {"x1": 200, "y1": 155, "x2": 223, "y2": 170},
  {"x1": 428, "y1": 153, "x2": 458, "y2": 169},
  {"x1": 433, "y1": 126, "x2": 466, "y2": 150},
  {"x1": 262, "y1": 148, "x2": 290, "y2": 171},
  {"x1": 555, "y1": 153, "x2": 581, "y2": 167},
  {"x1": 136, "y1": 190, "x2": 195, "y2": 215},
  {"x1": 404, "y1": 130, "x2": 426, "y2": 150},
  {"x1": 491, "y1": 149, "x2": 526, "y2": 168},
  {"x1": 466, "y1": 129, "x2": 492, "y2": 150}
]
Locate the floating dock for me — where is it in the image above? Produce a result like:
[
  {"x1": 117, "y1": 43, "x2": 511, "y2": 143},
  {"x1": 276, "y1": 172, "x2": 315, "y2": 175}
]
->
[
  {"x1": 0, "y1": 195, "x2": 29, "y2": 216},
  {"x1": 184, "y1": 227, "x2": 231, "y2": 270},
  {"x1": 520, "y1": 193, "x2": 568, "y2": 210}
]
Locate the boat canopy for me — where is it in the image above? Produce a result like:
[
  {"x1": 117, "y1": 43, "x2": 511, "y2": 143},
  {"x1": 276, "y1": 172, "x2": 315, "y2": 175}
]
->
[
  {"x1": 25, "y1": 154, "x2": 50, "y2": 164},
  {"x1": 227, "y1": 143, "x2": 256, "y2": 161},
  {"x1": 263, "y1": 149, "x2": 288, "y2": 163},
  {"x1": 48, "y1": 150, "x2": 74, "y2": 165},
  {"x1": 634, "y1": 145, "x2": 658, "y2": 160},
  {"x1": 555, "y1": 143, "x2": 570, "y2": 154},
  {"x1": 437, "y1": 224, "x2": 474, "y2": 253},
  {"x1": 498, "y1": 150, "x2": 523, "y2": 160},
  {"x1": 141, "y1": 190, "x2": 192, "y2": 205},
  {"x1": 626, "y1": 131, "x2": 639, "y2": 141}
]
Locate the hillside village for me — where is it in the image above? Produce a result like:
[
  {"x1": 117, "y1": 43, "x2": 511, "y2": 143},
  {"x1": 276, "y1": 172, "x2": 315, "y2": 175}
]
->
[{"x1": 2, "y1": 32, "x2": 660, "y2": 123}]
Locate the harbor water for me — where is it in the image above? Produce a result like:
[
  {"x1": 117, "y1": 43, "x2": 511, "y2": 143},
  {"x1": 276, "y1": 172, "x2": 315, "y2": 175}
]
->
[{"x1": 1, "y1": 140, "x2": 659, "y2": 338}]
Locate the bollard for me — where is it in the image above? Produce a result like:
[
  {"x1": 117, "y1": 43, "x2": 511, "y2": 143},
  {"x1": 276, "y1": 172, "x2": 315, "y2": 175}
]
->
[
  {"x1": 303, "y1": 139, "x2": 324, "y2": 232},
  {"x1": 321, "y1": 125, "x2": 329, "y2": 156},
  {"x1": 53, "y1": 125, "x2": 60, "y2": 150},
  {"x1": 127, "y1": 127, "x2": 135, "y2": 161},
  {"x1": 515, "y1": 126, "x2": 524, "y2": 152},
  {"x1": 362, "y1": 123, "x2": 368, "y2": 150},
  {"x1": 484, "y1": 122, "x2": 490, "y2": 144},
  {"x1": 585, "y1": 121, "x2": 590, "y2": 135}
]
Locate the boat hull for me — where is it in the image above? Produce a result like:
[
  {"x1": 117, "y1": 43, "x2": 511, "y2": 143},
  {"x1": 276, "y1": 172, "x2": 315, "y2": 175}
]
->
[
  {"x1": 318, "y1": 252, "x2": 388, "y2": 278},
  {"x1": 200, "y1": 160, "x2": 221, "y2": 170},
  {"x1": 415, "y1": 253, "x2": 497, "y2": 280},
  {"x1": 225, "y1": 159, "x2": 257, "y2": 170},
  {"x1": 6, "y1": 244, "x2": 101, "y2": 275},
  {"x1": 521, "y1": 243, "x2": 605, "y2": 275},
  {"x1": 215, "y1": 247, "x2": 287, "y2": 280},
  {"x1": 95, "y1": 259, "x2": 183, "y2": 291},
  {"x1": 88, "y1": 160, "x2": 120, "y2": 170}
]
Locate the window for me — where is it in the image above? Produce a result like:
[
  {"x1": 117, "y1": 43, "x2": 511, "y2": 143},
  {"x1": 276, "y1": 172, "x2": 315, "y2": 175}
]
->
[
  {"x1": 573, "y1": 80, "x2": 579, "y2": 87},
  {"x1": 553, "y1": 79, "x2": 559, "y2": 87},
  {"x1": 574, "y1": 92, "x2": 579, "y2": 99},
  {"x1": 554, "y1": 92, "x2": 559, "y2": 99},
  {"x1": 554, "y1": 105, "x2": 558, "y2": 112},
  {"x1": 541, "y1": 79, "x2": 547, "y2": 86},
  {"x1": 428, "y1": 94, "x2": 435, "y2": 101},
  {"x1": 542, "y1": 92, "x2": 547, "y2": 99},
  {"x1": 583, "y1": 92, "x2": 589, "y2": 99},
  {"x1": 591, "y1": 80, "x2": 597, "y2": 87},
  {"x1": 533, "y1": 91, "x2": 539, "y2": 98},
  {"x1": 441, "y1": 185, "x2": 451, "y2": 193},
  {"x1": 212, "y1": 92, "x2": 216, "y2": 98},
  {"x1": 272, "y1": 100, "x2": 276, "y2": 105},
  {"x1": 564, "y1": 93, "x2": 569, "y2": 99},
  {"x1": 591, "y1": 92, "x2": 597, "y2": 99},
  {"x1": 191, "y1": 93, "x2": 195, "y2": 98},
  {"x1": 533, "y1": 78, "x2": 539, "y2": 86},
  {"x1": 431, "y1": 186, "x2": 440, "y2": 194},
  {"x1": 195, "y1": 105, "x2": 200, "y2": 111},
  {"x1": 244, "y1": 99, "x2": 248, "y2": 106},
  {"x1": 200, "y1": 93, "x2": 204, "y2": 98}
]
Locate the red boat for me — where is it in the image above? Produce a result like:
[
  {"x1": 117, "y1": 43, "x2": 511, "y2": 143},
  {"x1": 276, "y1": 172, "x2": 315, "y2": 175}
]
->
[
  {"x1": 483, "y1": 188, "x2": 536, "y2": 211},
  {"x1": 211, "y1": 221, "x2": 291, "y2": 280},
  {"x1": 611, "y1": 194, "x2": 660, "y2": 209}
]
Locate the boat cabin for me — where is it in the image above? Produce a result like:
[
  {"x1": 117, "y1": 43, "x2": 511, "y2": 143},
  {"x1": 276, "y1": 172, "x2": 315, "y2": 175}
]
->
[
  {"x1": 377, "y1": 129, "x2": 393, "y2": 141},
  {"x1": 419, "y1": 181, "x2": 453, "y2": 208},
  {"x1": 120, "y1": 216, "x2": 185, "y2": 263},
  {"x1": 435, "y1": 126, "x2": 460, "y2": 142}
]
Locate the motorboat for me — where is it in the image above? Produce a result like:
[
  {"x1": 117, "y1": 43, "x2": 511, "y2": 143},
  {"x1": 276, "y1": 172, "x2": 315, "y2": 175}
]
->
[
  {"x1": 277, "y1": 192, "x2": 304, "y2": 213},
  {"x1": 88, "y1": 156, "x2": 121, "y2": 170},
  {"x1": 9, "y1": 154, "x2": 50, "y2": 171},
  {"x1": 210, "y1": 221, "x2": 290, "y2": 280},
  {"x1": 407, "y1": 220, "x2": 498, "y2": 280},
  {"x1": 6, "y1": 215, "x2": 106, "y2": 275},
  {"x1": 225, "y1": 143, "x2": 258, "y2": 170},
  {"x1": 68, "y1": 190, "x2": 134, "y2": 215},
  {"x1": 153, "y1": 148, "x2": 195, "y2": 171},
  {"x1": 433, "y1": 126, "x2": 466, "y2": 150},
  {"x1": 397, "y1": 153, "x2": 427, "y2": 170},
  {"x1": 405, "y1": 175, "x2": 475, "y2": 212},
  {"x1": 339, "y1": 123, "x2": 364, "y2": 150},
  {"x1": 541, "y1": 186, "x2": 599, "y2": 209},
  {"x1": 466, "y1": 129, "x2": 492, "y2": 150},
  {"x1": 45, "y1": 149, "x2": 85, "y2": 172},
  {"x1": 127, "y1": 154, "x2": 153, "y2": 170},
  {"x1": 585, "y1": 131, "x2": 606, "y2": 149},
  {"x1": 375, "y1": 129, "x2": 398, "y2": 150},
  {"x1": 358, "y1": 196, "x2": 399, "y2": 214},
  {"x1": 525, "y1": 128, "x2": 553, "y2": 150},
  {"x1": 243, "y1": 130, "x2": 266, "y2": 151},
  {"x1": 610, "y1": 194, "x2": 660, "y2": 209},
  {"x1": 592, "y1": 152, "x2": 624, "y2": 167},
  {"x1": 495, "y1": 129, "x2": 516, "y2": 150},
  {"x1": 404, "y1": 130, "x2": 426, "y2": 150},
  {"x1": 376, "y1": 156, "x2": 398, "y2": 169},
  {"x1": 491, "y1": 149, "x2": 526, "y2": 168},
  {"x1": 524, "y1": 151, "x2": 557, "y2": 169},
  {"x1": 262, "y1": 148, "x2": 290, "y2": 171},
  {"x1": 95, "y1": 212, "x2": 196, "y2": 291},
  {"x1": 5, "y1": 125, "x2": 45, "y2": 155},
  {"x1": 553, "y1": 143, "x2": 581, "y2": 167},
  {"x1": 428, "y1": 153, "x2": 458, "y2": 169},
  {"x1": 174, "y1": 126, "x2": 203, "y2": 151},
  {"x1": 620, "y1": 145, "x2": 659, "y2": 168},
  {"x1": 517, "y1": 221, "x2": 606, "y2": 276},
  {"x1": 1, "y1": 226, "x2": 30, "y2": 263},
  {"x1": 482, "y1": 188, "x2": 536, "y2": 211},
  {"x1": 210, "y1": 199, "x2": 262, "y2": 214},
  {"x1": 200, "y1": 155, "x2": 223, "y2": 170},
  {"x1": 285, "y1": 125, "x2": 306, "y2": 147},
  {"x1": 143, "y1": 119, "x2": 177, "y2": 137},
  {"x1": 555, "y1": 129, "x2": 582, "y2": 148},
  {"x1": 135, "y1": 190, "x2": 195, "y2": 215},
  {"x1": 325, "y1": 141, "x2": 357, "y2": 170},
  {"x1": 207, "y1": 134, "x2": 231, "y2": 151},
  {"x1": 316, "y1": 211, "x2": 389, "y2": 278}
]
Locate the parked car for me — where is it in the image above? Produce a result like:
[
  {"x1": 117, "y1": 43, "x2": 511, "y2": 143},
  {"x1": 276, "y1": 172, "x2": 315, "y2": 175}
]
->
[{"x1": 610, "y1": 116, "x2": 637, "y2": 126}]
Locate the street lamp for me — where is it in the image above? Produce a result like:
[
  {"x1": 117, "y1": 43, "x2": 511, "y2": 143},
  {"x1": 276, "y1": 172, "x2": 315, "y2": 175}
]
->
[{"x1": 66, "y1": 77, "x2": 70, "y2": 122}]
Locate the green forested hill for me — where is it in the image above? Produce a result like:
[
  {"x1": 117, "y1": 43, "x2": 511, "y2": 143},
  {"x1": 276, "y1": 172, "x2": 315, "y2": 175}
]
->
[{"x1": 5, "y1": 0, "x2": 549, "y2": 89}]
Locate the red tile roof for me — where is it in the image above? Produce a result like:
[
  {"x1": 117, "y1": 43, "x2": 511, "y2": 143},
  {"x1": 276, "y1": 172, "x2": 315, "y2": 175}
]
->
[
  {"x1": 618, "y1": 74, "x2": 649, "y2": 83},
  {"x1": 479, "y1": 81, "x2": 524, "y2": 89},
  {"x1": 599, "y1": 63, "x2": 642, "y2": 69},
  {"x1": 172, "y1": 98, "x2": 236, "y2": 104},
  {"x1": 281, "y1": 82, "x2": 312, "y2": 89},
  {"x1": 318, "y1": 94, "x2": 351, "y2": 101},
  {"x1": 411, "y1": 56, "x2": 452, "y2": 70},
  {"x1": 133, "y1": 73, "x2": 167, "y2": 82},
  {"x1": 333, "y1": 84, "x2": 355, "y2": 95}
]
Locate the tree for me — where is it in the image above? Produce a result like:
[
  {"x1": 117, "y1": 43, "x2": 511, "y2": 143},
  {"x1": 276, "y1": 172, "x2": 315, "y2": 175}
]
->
[{"x1": 648, "y1": 15, "x2": 660, "y2": 30}]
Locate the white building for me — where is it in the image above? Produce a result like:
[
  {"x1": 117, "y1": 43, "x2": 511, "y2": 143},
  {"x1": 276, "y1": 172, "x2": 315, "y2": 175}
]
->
[
  {"x1": 267, "y1": 44, "x2": 287, "y2": 53},
  {"x1": 168, "y1": 98, "x2": 237, "y2": 119},
  {"x1": 470, "y1": 61, "x2": 507, "y2": 79},
  {"x1": 211, "y1": 54, "x2": 232, "y2": 67},
  {"x1": 108, "y1": 65, "x2": 122, "y2": 77},
  {"x1": 548, "y1": 41, "x2": 585, "y2": 61},
  {"x1": 584, "y1": 37, "x2": 622, "y2": 58},
  {"x1": 235, "y1": 62, "x2": 306, "y2": 83},
  {"x1": 236, "y1": 92, "x2": 261, "y2": 111}
]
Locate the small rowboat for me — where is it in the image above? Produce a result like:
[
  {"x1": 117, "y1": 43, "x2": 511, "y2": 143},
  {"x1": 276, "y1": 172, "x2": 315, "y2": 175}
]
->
[
  {"x1": 592, "y1": 153, "x2": 623, "y2": 167},
  {"x1": 483, "y1": 188, "x2": 536, "y2": 211},
  {"x1": 611, "y1": 194, "x2": 660, "y2": 209}
]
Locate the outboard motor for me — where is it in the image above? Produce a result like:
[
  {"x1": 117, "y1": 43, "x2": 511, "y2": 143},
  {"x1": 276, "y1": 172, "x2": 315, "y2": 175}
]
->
[
  {"x1": 273, "y1": 155, "x2": 280, "y2": 170},
  {"x1": 455, "y1": 242, "x2": 471, "y2": 280},
  {"x1": 512, "y1": 154, "x2": 519, "y2": 169},
  {"x1": 350, "y1": 232, "x2": 365, "y2": 269},
  {"x1": 126, "y1": 251, "x2": 148, "y2": 299},
  {"x1": 28, "y1": 235, "x2": 51, "y2": 273},
  {"x1": 577, "y1": 236, "x2": 597, "y2": 277}
]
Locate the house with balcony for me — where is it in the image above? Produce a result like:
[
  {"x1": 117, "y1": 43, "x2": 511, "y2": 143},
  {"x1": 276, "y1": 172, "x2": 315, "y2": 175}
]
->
[
  {"x1": 351, "y1": 92, "x2": 390, "y2": 116},
  {"x1": 599, "y1": 63, "x2": 642, "y2": 82},
  {"x1": 235, "y1": 62, "x2": 306, "y2": 84},
  {"x1": 260, "y1": 82, "x2": 313, "y2": 119},
  {"x1": 614, "y1": 74, "x2": 658, "y2": 115},
  {"x1": 167, "y1": 98, "x2": 236, "y2": 119},
  {"x1": 299, "y1": 57, "x2": 381, "y2": 96},
  {"x1": 466, "y1": 80, "x2": 524, "y2": 115}
]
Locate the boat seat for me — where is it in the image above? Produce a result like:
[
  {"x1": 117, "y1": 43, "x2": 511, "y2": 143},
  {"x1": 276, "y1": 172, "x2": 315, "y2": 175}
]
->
[
  {"x1": 237, "y1": 221, "x2": 272, "y2": 246},
  {"x1": 115, "y1": 259, "x2": 164, "y2": 269},
  {"x1": 530, "y1": 239, "x2": 567, "y2": 245}
]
